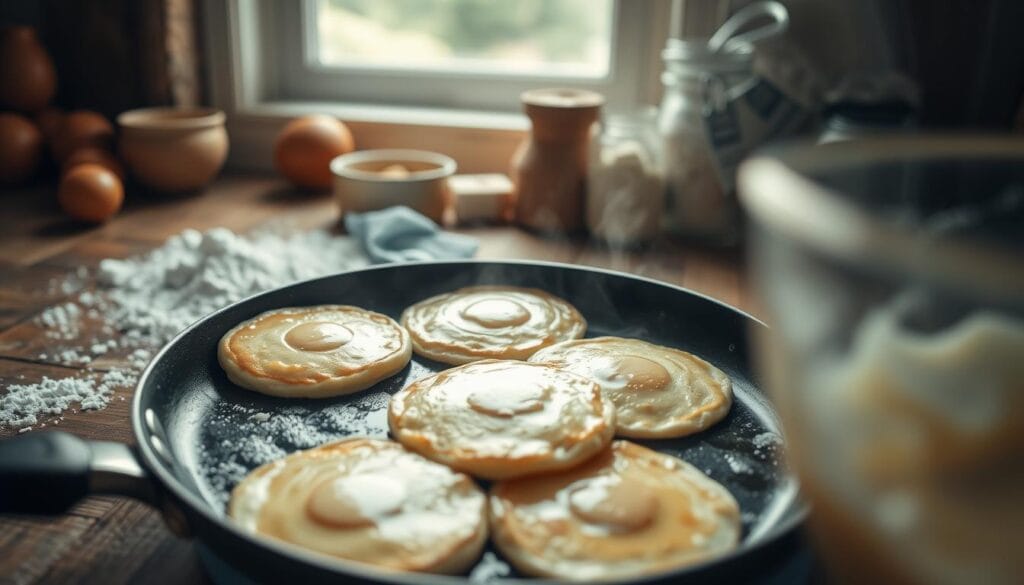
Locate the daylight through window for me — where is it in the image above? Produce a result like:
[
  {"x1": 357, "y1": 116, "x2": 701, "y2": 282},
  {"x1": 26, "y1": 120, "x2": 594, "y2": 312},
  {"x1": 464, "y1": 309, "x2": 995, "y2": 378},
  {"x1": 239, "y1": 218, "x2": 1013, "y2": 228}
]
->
[{"x1": 314, "y1": 0, "x2": 614, "y2": 78}]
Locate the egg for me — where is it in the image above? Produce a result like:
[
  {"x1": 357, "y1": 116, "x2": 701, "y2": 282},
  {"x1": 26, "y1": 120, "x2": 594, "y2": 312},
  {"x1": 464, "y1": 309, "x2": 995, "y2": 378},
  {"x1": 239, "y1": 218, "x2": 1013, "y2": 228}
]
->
[
  {"x1": 51, "y1": 110, "x2": 114, "y2": 163},
  {"x1": 58, "y1": 163, "x2": 124, "y2": 222},
  {"x1": 274, "y1": 114, "x2": 354, "y2": 189},
  {"x1": 0, "y1": 112, "x2": 43, "y2": 185},
  {"x1": 62, "y1": 146, "x2": 126, "y2": 181},
  {"x1": 0, "y1": 26, "x2": 57, "y2": 113}
]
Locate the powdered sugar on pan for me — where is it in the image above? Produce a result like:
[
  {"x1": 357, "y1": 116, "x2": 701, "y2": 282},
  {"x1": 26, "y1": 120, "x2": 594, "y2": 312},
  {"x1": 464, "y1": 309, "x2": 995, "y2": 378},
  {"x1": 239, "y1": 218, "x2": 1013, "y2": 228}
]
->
[
  {"x1": 753, "y1": 431, "x2": 781, "y2": 447},
  {"x1": 469, "y1": 552, "x2": 512, "y2": 582},
  {"x1": 725, "y1": 453, "x2": 754, "y2": 474},
  {"x1": 198, "y1": 392, "x2": 391, "y2": 504},
  {"x1": 2, "y1": 227, "x2": 368, "y2": 429}
]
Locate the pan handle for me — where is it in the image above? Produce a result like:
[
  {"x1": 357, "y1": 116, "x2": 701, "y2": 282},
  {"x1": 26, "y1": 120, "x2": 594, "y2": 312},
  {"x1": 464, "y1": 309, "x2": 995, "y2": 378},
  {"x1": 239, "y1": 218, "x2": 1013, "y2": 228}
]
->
[{"x1": 0, "y1": 431, "x2": 154, "y2": 514}]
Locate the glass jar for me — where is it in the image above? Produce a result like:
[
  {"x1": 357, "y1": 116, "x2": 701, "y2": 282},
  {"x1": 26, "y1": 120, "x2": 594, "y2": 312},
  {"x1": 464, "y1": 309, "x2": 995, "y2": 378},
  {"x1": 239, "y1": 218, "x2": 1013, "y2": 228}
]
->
[
  {"x1": 586, "y1": 108, "x2": 664, "y2": 246},
  {"x1": 657, "y1": 1, "x2": 807, "y2": 244},
  {"x1": 818, "y1": 72, "x2": 919, "y2": 143},
  {"x1": 658, "y1": 39, "x2": 751, "y2": 243},
  {"x1": 741, "y1": 136, "x2": 1024, "y2": 585}
]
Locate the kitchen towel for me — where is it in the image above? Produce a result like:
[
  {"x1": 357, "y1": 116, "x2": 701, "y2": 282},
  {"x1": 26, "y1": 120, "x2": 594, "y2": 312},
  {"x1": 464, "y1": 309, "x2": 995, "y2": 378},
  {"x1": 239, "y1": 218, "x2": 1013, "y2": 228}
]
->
[{"x1": 345, "y1": 206, "x2": 479, "y2": 264}]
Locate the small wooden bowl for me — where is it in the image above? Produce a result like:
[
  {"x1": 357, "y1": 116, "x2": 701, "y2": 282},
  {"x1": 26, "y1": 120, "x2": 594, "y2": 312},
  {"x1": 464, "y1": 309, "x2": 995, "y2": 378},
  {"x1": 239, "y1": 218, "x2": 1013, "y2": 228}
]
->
[
  {"x1": 330, "y1": 149, "x2": 457, "y2": 223},
  {"x1": 117, "y1": 107, "x2": 228, "y2": 192}
]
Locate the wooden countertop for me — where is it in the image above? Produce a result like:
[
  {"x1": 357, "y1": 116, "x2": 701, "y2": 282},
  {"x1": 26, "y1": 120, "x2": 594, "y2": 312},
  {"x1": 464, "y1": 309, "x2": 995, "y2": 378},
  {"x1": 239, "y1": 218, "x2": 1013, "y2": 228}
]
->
[{"x1": 0, "y1": 173, "x2": 752, "y2": 584}]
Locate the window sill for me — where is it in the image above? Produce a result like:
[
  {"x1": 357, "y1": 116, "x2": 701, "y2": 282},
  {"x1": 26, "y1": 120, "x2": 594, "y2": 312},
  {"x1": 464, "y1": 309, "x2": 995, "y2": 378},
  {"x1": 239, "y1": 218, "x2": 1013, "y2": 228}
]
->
[
  {"x1": 223, "y1": 101, "x2": 529, "y2": 175},
  {"x1": 249, "y1": 101, "x2": 529, "y2": 131}
]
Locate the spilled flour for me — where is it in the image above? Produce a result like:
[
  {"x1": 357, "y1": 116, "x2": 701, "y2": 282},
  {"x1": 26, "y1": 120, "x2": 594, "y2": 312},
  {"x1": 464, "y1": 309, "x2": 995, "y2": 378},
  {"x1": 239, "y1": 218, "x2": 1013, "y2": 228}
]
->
[
  {"x1": 1, "y1": 227, "x2": 368, "y2": 429},
  {"x1": 199, "y1": 392, "x2": 391, "y2": 505}
]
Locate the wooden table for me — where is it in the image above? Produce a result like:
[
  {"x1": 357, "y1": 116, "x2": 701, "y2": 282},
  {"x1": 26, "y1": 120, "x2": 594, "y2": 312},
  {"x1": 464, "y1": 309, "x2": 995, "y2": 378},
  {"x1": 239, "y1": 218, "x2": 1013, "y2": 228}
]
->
[{"x1": 0, "y1": 173, "x2": 752, "y2": 585}]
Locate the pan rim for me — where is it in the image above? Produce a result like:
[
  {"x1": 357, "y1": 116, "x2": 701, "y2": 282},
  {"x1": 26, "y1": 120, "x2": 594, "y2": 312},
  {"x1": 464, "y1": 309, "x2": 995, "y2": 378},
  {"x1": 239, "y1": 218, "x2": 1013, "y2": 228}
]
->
[{"x1": 131, "y1": 259, "x2": 807, "y2": 584}]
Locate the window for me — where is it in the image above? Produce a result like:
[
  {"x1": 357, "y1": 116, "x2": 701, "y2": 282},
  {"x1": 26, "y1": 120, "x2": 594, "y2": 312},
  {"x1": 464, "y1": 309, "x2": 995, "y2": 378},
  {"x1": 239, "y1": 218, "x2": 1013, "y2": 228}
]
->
[
  {"x1": 203, "y1": 0, "x2": 669, "y2": 171},
  {"x1": 313, "y1": 0, "x2": 614, "y2": 78},
  {"x1": 215, "y1": 0, "x2": 667, "y2": 115}
]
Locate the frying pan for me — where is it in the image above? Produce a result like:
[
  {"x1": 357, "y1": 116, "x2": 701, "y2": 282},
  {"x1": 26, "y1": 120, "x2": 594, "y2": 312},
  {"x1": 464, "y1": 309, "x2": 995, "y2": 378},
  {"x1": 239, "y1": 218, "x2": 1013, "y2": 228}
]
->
[{"x1": 0, "y1": 261, "x2": 807, "y2": 584}]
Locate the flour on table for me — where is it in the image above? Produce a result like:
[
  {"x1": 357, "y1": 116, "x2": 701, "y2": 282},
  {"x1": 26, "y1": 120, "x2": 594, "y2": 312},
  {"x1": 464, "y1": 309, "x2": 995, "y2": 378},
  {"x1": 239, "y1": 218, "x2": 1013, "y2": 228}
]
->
[
  {"x1": 1, "y1": 227, "x2": 368, "y2": 429},
  {"x1": 38, "y1": 302, "x2": 82, "y2": 340},
  {"x1": 95, "y1": 227, "x2": 367, "y2": 347},
  {"x1": 0, "y1": 369, "x2": 138, "y2": 428}
]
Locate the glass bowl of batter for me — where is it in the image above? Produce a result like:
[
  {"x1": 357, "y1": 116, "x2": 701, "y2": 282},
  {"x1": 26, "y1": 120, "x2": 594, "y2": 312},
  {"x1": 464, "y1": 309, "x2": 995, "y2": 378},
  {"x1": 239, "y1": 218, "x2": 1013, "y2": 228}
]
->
[{"x1": 739, "y1": 136, "x2": 1024, "y2": 585}]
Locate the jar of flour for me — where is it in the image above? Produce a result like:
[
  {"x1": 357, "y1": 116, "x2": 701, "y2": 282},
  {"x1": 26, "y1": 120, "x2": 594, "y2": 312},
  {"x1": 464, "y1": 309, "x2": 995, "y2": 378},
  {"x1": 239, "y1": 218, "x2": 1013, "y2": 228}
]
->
[
  {"x1": 586, "y1": 108, "x2": 664, "y2": 246},
  {"x1": 658, "y1": 1, "x2": 809, "y2": 244}
]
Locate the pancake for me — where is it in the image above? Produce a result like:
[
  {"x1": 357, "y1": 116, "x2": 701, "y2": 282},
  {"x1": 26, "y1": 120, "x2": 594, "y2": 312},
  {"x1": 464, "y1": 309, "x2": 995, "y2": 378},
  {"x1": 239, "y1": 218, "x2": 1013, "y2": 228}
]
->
[
  {"x1": 400, "y1": 286, "x2": 586, "y2": 365},
  {"x1": 529, "y1": 337, "x2": 732, "y2": 438},
  {"x1": 489, "y1": 440, "x2": 741, "y2": 580},
  {"x1": 218, "y1": 305, "x2": 411, "y2": 398},
  {"x1": 228, "y1": 438, "x2": 488, "y2": 574},
  {"x1": 388, "y1": 360, "x2": 615, "y2": 480}
]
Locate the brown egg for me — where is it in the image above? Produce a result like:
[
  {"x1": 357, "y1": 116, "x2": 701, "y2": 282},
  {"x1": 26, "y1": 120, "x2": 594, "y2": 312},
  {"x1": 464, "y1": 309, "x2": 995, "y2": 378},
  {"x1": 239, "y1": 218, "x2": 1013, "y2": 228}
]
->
[
  {"x1": 0, "y1": 112, "x2": 43, "y2": 185},
  {"x1": 51, "y1": 110, "x2": 114, "y2": 163},
  {"x1": 273, "y1": 114, "x2": 354, "y2": 190},
  {"x1": 62, "y1": 146, "x2": 126, "y2": 181},
  {"x1": 0, "y1": 26, "x2": 57, "y2": 113},
  {"x1": 34, "y1": 106, "x2": 64, "y2": 141},
  {"x1": 58, "y1": 163, "x2": 124, "y2": 222}
]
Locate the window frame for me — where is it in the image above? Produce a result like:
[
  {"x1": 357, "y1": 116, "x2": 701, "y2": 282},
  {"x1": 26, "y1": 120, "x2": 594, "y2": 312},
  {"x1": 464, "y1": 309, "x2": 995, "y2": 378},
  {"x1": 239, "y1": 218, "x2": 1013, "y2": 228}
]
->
[{"x1": 202, "y1": 0, "x2": 671, "y2": 172}]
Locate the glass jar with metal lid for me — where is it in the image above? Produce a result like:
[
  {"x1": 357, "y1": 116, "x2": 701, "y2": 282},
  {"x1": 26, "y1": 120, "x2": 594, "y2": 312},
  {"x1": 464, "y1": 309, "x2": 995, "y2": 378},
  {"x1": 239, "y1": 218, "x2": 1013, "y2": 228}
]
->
[
  {"x1": 658, "y1": 38, "x2": 753, "y2": 242},
  {"x1": 658, "y1": 1, "x2": 804, "y2": 244}
]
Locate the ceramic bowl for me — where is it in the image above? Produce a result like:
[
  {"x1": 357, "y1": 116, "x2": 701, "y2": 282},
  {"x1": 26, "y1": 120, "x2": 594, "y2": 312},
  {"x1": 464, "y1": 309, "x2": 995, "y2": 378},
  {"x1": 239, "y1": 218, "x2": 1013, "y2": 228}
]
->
[
  {"x1": 330, "y1": 149, "x2": 456, "y2": 223},
  {"x1": 117, "y1": 107, "x2": 228, "y2": 192}
]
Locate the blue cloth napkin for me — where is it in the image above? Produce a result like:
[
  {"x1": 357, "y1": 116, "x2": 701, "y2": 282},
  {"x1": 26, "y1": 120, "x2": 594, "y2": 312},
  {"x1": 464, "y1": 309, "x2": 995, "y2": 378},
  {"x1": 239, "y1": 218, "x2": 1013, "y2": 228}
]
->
[{"x1": 344, "y1": 206, "x2": 479, "y2": 264}]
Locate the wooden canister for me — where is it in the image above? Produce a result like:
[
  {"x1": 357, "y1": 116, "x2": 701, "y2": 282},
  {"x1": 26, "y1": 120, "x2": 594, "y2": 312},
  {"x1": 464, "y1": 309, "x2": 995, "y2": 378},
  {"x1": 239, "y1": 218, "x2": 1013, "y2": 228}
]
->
[{"x1": 511, "y1": 88, "x2": 603, "y2": 234}]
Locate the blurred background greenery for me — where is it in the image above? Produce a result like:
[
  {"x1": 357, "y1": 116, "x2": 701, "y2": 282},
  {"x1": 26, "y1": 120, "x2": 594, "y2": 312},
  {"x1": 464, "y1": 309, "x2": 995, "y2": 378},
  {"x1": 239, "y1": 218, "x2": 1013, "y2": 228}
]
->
[{"x1": 317, "y1": 0, "x2": 612, "y2": 75}]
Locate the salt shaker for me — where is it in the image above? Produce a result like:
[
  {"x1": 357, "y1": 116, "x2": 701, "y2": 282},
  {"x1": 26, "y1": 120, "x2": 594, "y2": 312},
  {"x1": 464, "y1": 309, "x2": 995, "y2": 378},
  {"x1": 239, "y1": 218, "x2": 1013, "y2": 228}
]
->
[
  {"x1": 586, "y1": 108, "x2": 664, "y2": 246},
  {"x1": 511, "y1": 88, "x2": 603, "y2": 234}
]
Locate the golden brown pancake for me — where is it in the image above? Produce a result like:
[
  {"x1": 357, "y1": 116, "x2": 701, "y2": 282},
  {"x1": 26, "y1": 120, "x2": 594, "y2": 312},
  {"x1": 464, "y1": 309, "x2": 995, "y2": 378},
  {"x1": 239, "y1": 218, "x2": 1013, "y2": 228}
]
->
[
  {"x1": 218, "y1": 305, "x2": 411, "y2": 398},
  {"x1": 489, "y1": 440, "x2": 741, "y2": 580},
  {"x1": 529, "y1": 337, "x2": 733, "y2": 438},
  {"x1": 388, "y1": 360, "x2": 615, "y2": 480},
  {"x1": 228, "y1": 438, "x2": 487, "y2": 574},
  {"x1": 400, "y1": 286, "x2": 586, "y2": 364}
]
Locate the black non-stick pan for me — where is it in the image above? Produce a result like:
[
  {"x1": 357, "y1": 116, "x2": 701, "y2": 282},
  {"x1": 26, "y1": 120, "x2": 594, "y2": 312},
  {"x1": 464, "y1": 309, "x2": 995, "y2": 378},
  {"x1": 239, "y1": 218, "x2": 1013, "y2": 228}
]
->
[{"x1": 0, "y1": 261, "x2": 806, "y2": 584}]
